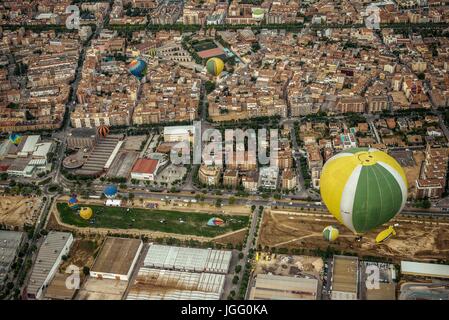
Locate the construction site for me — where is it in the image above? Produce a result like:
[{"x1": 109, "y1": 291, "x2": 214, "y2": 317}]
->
[
  {"x1": 258, "y1": 208, "x2": 449, "y2": 262},
  {"x1": 0, "y1": 195, "x2": 42, "y2": 227}
]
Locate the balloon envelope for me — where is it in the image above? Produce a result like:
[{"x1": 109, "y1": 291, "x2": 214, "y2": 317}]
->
[
  {"x1": 375, "y1": 226, "x2": 396, "y2": 243},
  {"x1": 79, "y1": 207, "x2": 93, "y2": 220},
  {"x1": 104, "y1": 185, "x2": 118, "y2": 198},
  {"x1": 323, "y1": 225, "x2": 339, "y2": 241},
  {"x1": 97, "y1": 125, "x2": 110, "y2": 138},
  {"x1": 207, "y1": 217, "x2": 224, "y2": 226},
  {"x1": 206, "y1": 58, "x2": 224, "y2": 76},
  {"x1": 128, "y1": 58, "x2": 147, "y2": 79},
  {"x1": 68, "y1": 196, "x2": 79, "y2": 209},
  {"x1": 9, "y1": 133, "x2": 22, "y2": 146},
  {"x1": 320, "y1": 147, "x2": 407, "y2": 234}
]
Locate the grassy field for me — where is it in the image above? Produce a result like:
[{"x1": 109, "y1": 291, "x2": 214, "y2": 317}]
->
[{"x1": 57, "y1": 203, "x2": 249, "y2": 237}]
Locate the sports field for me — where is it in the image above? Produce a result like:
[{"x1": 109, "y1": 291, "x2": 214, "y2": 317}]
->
[
  {"x1": 193, "y1": 41, "x2": 217, "y2": 52},
  {"x1": 57, "y1": 203, "x2": 249, "y2": 237}
]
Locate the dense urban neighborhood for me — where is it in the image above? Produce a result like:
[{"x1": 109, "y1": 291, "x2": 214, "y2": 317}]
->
[{"x1": 0, "y1": 0, "x2": 449, "y2": 303}]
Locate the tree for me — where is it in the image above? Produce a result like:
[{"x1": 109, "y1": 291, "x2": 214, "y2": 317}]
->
[
  {"x1": 205, "y1": 81, "x2": 216, "y2": 94},
  {"x1": 422, "y1": 198, "x2": 431, "y2": 209},
  {"x1": 232, "y1": 275, "x2": 239, "y2": 284},
  {"x1": 238, "y1": 252, "x2": 244, "y2": 259},
  {"x1": 235, "y1": 265, "x2": 242, "y2": 273},
  {"x1": 229, "y1": 196, "x2": 236, "y2": 205},
  {"x1": 82, "y1": 266, "x2": 90, "y2": 276}
]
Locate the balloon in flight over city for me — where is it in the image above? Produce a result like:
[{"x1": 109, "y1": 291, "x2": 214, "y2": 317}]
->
[
  {"x1": 206, "y1": 57, "x2": 224, "y2": 77},
  {"x1": 97, "y1": 124, "x2": 110, "y2": 138},
  {"x1": 103, "y1": 185, "x2": 118, "y2": 199},
  {"x1": 128, "y1": 58, "x2": 148, "y2": 80},
  {"x1": 9, "y1": 133, "x2": 23, "y2": 146},
  {"x1": 322, "y1": 225, "x2": 339, "y2": 241},
  {"x1": 79, "y1": 207, "x2": 93, "y2": 220},
  {"x1": 68, "y1": 195, "x2": 79, "y2": 210},
  {"x1": 320, "y1": 147, "x2": 407, "y2": 235}
]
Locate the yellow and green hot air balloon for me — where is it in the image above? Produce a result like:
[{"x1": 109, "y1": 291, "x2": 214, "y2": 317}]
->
[
  {"x1": 206, "y1": 57, "x2": 224, "y2": 76},
  {"x1": 79, "y1": 207, "x2": 93, "y2": 220},
  {"x1": 323, "y1": 225, "x2": 339, "y2": 241},
  {"x1": 320, "y1": 147, "x2": 407, "y2": 235}
]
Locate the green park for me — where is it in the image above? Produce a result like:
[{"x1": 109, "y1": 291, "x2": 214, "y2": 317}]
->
[{"x1": 57, "y1": 203, "x2": 249, "y2": 237}]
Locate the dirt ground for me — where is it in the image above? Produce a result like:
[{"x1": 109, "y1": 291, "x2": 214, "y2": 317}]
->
[
  {"x1": 77, "y1": 278, "x2": 128, "y2": 300},
  {"x1": 0, "y1": 195, "x2": 42, "y2": 227},
  {"x1": 254, "y1": 253, "x2": 323, "y2": 278},
  {"x1": 259, "y1": 209, "x2": 449, "y2": 262},
  {"x1": 122, "y1": 135, "x2": 147, "y2": 151},
  {"x1": 214, "y1": 228, "x2": 247, "y2": 245},
  {"x1": 60, "y1": 237, "x2": 104, "y2": 272},
  {"x1": 403, "y1": 151, "x2": 425, "y2": 196}
]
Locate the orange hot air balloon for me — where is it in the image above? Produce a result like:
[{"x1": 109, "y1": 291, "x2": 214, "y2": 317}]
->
[{"x1": 97, "y1": 124, "x2": 110, "y2": 138}]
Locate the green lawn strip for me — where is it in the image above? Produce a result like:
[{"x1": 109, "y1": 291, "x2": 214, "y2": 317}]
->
[{"x1": 57, "y1": 203, "x2": 249, "y2": 237}]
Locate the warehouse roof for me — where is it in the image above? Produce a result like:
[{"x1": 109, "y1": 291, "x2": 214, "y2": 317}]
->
[
  {"x1": 91, "y1": 237, "x2": 142, "y2": 276},
  {"x1": 331, "y1": 255, "x2": 358, "y2": 300},
  {"x1": 44, "y1": 273, "x2": 77, "y2": 300},
  {"x1": 21, "y1": 135, "x2": 40, "y2": 154},
  {"x1": 32, "y1": 142, "x2": 53, "y2": 158},
  {"x1": 401, "y1": 261, "x2": 449, "y2": 279},
  {"x1": 144, "y1": 245, "x2": 231, "y2": 274},
  {"x1": 127, "y1": 267, "x2": 224, "y2": 300},
  {"x1": 249, "y1": 274, "x2": 318, "y2": 300},
  {"x1": 163, "y1": 125, "x2": 195, "y2": 136},
  {"x1": 27, "y1": 232, "x2": 73, "y2": 297},
  {"x1": 0, "y1": 230, "x2": 25, "y2": 283}
]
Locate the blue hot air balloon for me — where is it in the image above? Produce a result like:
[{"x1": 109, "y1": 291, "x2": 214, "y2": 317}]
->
[
  {"x1": 68, "y1": 196, "x2": 79, "y2": 210},
  {"x1": 104, "y1": 185, "x2": 118, "y2": 198},
  {"x1": 9, "y1": 133, "x2": 22, "y2": 146},
  {"x1": 128, "y1": 58, "x2": 148, "y2": 80}
]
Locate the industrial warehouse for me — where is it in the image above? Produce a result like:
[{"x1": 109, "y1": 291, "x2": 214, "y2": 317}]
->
[
  {"x1": 0, "y1": 230, "x2": 25, "y2": 287},
  {"x1": 90, "y1": 237, "x2": 143, "y2": 281},
  {"x1": 330, "y1": 255, "x2": 359, "y2": 300},
  {"x1": 126, "y1": 244, "x2": 232, "y2": 300},
  {"x1": 127, "y1": 268, "x2": 226, "y2": 300},
  {"x1": 26, "y1": 232, "x2": 73, "y2": 299},
  {"x1": 249, "y1": 274, "x2": 319, "y2": 300},
  {"x1": 144, "y1": 244, "x2": 232, "y2": 273}
]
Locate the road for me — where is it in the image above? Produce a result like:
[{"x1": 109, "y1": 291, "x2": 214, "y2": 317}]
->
[{"x1": 10, "y1": 3, "x2": 114, "y2": 299}]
